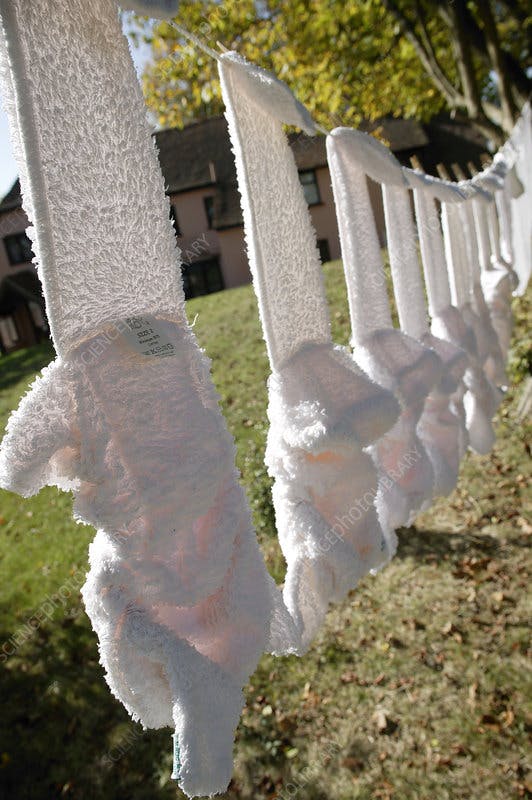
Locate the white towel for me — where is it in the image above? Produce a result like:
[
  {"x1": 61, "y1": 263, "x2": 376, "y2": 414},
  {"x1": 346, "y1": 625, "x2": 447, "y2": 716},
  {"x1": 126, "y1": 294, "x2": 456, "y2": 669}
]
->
[
  {"x1": 453, "y1": 187, "x2": 507, "y2": 387},
  {"x1": 441, "y1": 191, "x2": 505, "y2": 401},
  {"x1": 218, "y1": 52, "x2": 400, "y2": 653},
  {"x1": 414, "y1": 184, "x2": 497, "y2": 453},
  {"x1": 327, "y1": 129, "x2": 442, "y2": 532},
  {"x1": 0, "y1": 3, "x2": 284, "y2": 796},
  {"x1": 382, "y1": 182, "x2": 468, "y2": 498},
  {"x1": 507, "y1": 103, "x2": 532, "y2": 295},
  {"x1": 470, "y1": 188, "x2": 515, "y2": 360}
]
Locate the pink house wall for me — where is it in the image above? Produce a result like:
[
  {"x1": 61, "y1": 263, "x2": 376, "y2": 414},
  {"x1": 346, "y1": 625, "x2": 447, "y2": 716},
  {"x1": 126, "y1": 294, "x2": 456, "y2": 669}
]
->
[
  {"x1": 308, "y1": 166, "x2": 342, "y2": 261},
  {"x1": 217, "y1": 227, "x2": 250, "y2": 288}
]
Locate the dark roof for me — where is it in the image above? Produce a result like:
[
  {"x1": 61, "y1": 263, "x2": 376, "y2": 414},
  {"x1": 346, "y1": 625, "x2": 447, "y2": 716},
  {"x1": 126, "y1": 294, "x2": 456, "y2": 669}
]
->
[
  {"x1": 359, "y1": 117, "x2": 429, "y2": 152},
  {"x1": 413, "y1": 115, "x2": 488, "y2": 176},
  {"x1": 0, "y1": 179, "x2": 22, "y2": 213},
  {"x1": 155, "y1": 117, "x2": 232, "y2": 194}
]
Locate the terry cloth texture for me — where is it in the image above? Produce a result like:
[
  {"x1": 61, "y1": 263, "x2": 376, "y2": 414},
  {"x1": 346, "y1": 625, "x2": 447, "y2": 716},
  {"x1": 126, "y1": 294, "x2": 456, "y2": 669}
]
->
[
  {"x1": 413, "y1": 186, "x2": 498, "y2": 456},
  {"x1": 219, "y1": 51, "x2": 400, "y2": 653},
  {"x1": 470, "y1": 187, "x2": 515, "y2": 361},
  {"x1": 440, "y1": 194, "x2": 504, "y2": 452},
  {"x1": 0, "y1": 2, "x2": 285, "y2": 796},
  {"x1": 507, "y1": 102, "x2": 532, "y2": 295},
  {"x1": 327, "y1": 128, "x2": 441, "y2": 530},
  {"x1": 452, "y1": 190, "x2": 507, "y2": 388},
  {"x1": 0, "y1": 0, "x2": 187, "y2": 356},
  {"x1": 382, "y1": 183, "x2": 467, "y2": 499}
]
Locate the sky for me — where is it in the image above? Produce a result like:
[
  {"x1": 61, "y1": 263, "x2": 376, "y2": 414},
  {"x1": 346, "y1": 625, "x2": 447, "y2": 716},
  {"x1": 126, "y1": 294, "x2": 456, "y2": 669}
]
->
[{"x1": 0, "y1": 17, "x2": 153, "y2": 200}]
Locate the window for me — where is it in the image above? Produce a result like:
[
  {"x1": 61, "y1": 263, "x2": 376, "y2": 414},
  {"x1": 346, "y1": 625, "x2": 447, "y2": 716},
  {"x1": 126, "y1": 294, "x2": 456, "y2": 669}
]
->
[
  {"x1": 203, "y1": 196, "x2": 215, "y2": 229},
  {"x1": 299, "y1": 170, "x2": 321, "y2": 205},
  {"x1": 182, "y1": 257, "x2": 224, "y2": 300},
  {"x1": 169, "y1": 205, "x2": 181, "y2": 236},
  {"x1": 4, "y1": 232, "x2": 34, "y2": 265},
  {"x1": 317, "y1": 239, "x2": 330, "y2": 264}
]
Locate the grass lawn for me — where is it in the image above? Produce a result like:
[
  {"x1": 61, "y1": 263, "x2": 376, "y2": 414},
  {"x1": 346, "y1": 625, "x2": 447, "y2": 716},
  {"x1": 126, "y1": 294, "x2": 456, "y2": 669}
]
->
[{"x1": 0, "y1": 262, "x2": 530, "y2": 800}]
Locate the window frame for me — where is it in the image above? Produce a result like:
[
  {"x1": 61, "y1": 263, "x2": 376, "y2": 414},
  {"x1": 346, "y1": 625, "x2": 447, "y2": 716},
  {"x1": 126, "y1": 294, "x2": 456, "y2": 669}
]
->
[
  {"x1": 203, "y1": 196, "x2": 215, "y2": 229},
  {"x1": 298, "y1": 169, "x2": 321, "y2": 206},
  {"x1": 181, "y1": 256, "x2": 224, "y2": 300},
  {"x1": 317, "y1": 238, "x2": 330, "y2": 264},
  {"x1": 4, "y1": 232, "x2": 34, "y2": 266}
]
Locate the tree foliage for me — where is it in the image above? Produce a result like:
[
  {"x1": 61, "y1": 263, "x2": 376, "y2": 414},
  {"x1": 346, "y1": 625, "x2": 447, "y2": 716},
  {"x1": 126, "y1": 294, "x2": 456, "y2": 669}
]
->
[{"x1": 136, "y1": 0, "x2": 531, "y2": 144}]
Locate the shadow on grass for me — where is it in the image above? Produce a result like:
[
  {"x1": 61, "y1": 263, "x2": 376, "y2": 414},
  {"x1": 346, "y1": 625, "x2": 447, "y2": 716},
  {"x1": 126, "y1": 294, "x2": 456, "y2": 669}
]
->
[
  {"x1": 0, "y1": 607, "x2": 308, "y2": 800},
  {"x1": 0, "y1": 341, "x2": 55, "y2": 392},
  {"x1": 395, "y1": 525, "x2": 502, "y2": 562},
  {"x1": 0, "y1": 611, "x2": 176, "y2": 800}
]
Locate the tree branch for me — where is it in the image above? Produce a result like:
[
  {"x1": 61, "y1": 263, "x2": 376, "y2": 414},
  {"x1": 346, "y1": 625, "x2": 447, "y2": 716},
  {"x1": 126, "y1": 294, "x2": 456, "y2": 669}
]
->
[
  {"x1": 440, "y1": 1, "x2": 531, "y2": 106},
  {"x1": 446, "y1": 0, "x2": 483, "y2": 118},
  {"x1": 452, "y1": 110, "x2": 505, "y2": 146},
  {"x1": 413, "y1": 0, "x2": 459, "y2": 101},
  {"x1": 382, "y1": 0, "x2": 464, "y2": 107},
  {"x1": 474, "y1": 0, "x2": 518, "y2": 132}
]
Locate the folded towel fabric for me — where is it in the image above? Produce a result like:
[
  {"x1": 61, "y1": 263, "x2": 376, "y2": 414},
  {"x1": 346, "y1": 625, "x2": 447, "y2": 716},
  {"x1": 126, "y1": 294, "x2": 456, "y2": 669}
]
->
[
  {"x1": 218, "y1": 52, "x2": 400, "y2": 653},
  {"x1": 410, "y1": 183, "x2": 470, "y2": 460},
  {"x1": 415, "y1": 184, "x2": 499, "y2": 456},
  {"x1": 452, "y1": 186, "x2": 507, "y2": 388},
  {"x1": 440, "y1": 196, "x2": 504, "y2": 431},
  {"x1": 383, "y1": 181, "x2": 468, "y2": 498},
  {"x1": 327, "y1": 129, "x2": 442, "y2": 531},
  {"x1": 505, "y1": 104, "x2": 532, "y2": 295},
  {"x1": 0, "y1": 3, "x2": 284, "y2": 795},
  {"x1": 470, "y1": 189, "x2": 514, "y2": 362}
]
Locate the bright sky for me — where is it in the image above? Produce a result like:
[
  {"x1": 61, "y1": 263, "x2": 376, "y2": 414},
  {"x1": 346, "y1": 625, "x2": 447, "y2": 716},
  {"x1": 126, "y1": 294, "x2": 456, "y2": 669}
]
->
[{"x1": 0, "y1": 16, "x2": 153, "y2": 200}]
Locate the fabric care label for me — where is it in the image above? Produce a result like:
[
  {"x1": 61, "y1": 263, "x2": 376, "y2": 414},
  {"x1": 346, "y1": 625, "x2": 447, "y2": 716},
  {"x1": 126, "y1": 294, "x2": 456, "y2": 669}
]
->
[{"x1": 122, "y1": 316, "x2": 177, "y2": 359}]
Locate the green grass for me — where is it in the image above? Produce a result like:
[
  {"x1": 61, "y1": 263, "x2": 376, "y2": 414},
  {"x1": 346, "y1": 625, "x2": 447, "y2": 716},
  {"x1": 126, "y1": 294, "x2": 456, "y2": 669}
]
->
[{"x1": 0, "y1": 262, "x2": 530, "y2": 800}]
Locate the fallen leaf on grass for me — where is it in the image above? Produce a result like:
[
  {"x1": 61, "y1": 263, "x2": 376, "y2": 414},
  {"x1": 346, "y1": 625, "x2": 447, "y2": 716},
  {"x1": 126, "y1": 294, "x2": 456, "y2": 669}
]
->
[
  {"x1": 467, "y1": 682, "x2": 478, "y2": 708},
  {"x1": 373, "y1": 779, "x2": 395, "y2": 799},
  {"x1": 434, "y1": 754, "x2": 454, "y2": 768},
  {"x1": 478, "y1": 713, "x2": 501, "y2": 732},
  {"x1": 516, "y1": 516, "x2": 532, "y2": 534},
  {"x1": 500, "y1": 709, "x2": 515, "y2": 728},
  {"x1": 374, "y1": 710, "x2": 388, "y2": 732},
  {"x1": 341, "y1": 756, "x2": 364, "y2": 773},
  {"x1": 372, "y1": 710, "x2": 399, "y2": 735}
]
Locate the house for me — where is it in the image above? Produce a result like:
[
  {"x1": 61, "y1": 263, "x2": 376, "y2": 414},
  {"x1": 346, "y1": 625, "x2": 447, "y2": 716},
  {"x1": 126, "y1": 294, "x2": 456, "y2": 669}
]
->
[
  {"x1": 0, "y1": 113, "x2": 487, "y2": 353},
  {"x1": 0, "y1": 181, "x2": 48, "y2": 353}
]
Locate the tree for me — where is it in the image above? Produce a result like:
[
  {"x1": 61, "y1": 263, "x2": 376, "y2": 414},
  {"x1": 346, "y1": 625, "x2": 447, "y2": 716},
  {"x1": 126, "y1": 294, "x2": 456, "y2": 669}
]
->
[{"x1": 135, "y1": 0, "x2": 531, "y2": 145}]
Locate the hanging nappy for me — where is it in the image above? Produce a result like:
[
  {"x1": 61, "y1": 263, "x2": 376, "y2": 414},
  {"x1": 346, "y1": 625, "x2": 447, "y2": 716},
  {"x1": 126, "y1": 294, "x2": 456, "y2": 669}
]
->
[
  {"x1": 382, "y1": 178, "x2": 468, "y2": 499},
  {"x1": 451, "y1": 178, "x2": 507, "y2": 388},
  {"x1": 218, "y1": 51, "x2": 400, "y2": 654},
  {"x1": 326, "y1": 129, "x2": 442, "y2": 532},
  {"x1": 439, "y1": 192, "x2": 503, "y2": 454},
  {"x1": 472, "y1": 161, "x2": 520, "y2": 359},
  {"x1": 0, "y1": 2, "x2": 290, "y2": 796},
  {"x1": 409, "y1": 170, "x2": 497, "y2": 456},
  {"x1": 469, "y1": 181, "x2": 514, "y2": 361},
  {"x1": 500, "y1": 104, "x2": 532, "y2": 296},
  {"x1": 408, "y1": 176, "x2": 471, "y2": 460}
]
